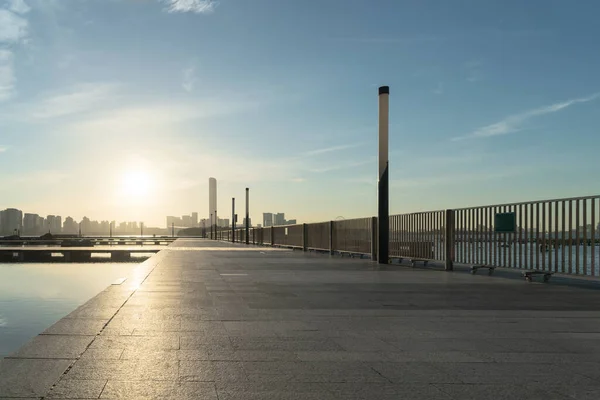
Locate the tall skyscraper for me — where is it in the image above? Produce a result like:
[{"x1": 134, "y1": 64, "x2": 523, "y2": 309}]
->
[
  {"x1": 274, "y1": 213, "x2": 286, "y2": 226},
  {"x1": 263, "y1": 213, "x2": 273, "y2": 227},
  {"x1": 209, "y1": 177, "x2": 217, "y2": 222},
  {"x1": 191, "y1": 212, "x2": 198, "y2": 227}
]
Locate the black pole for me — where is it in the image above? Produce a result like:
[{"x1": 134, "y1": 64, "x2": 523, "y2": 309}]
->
[
  {"x1": 171, "y1": 222, "x2": 174, "y2": 237},
  {"x1": 377, "y1": 86, "x2": 389, "y2": 264},
  {"x1": 245, "y1": 188, "x2": 250, "y2": 245},
  {"x1": 232, "y1": 198, "x2": 236, "y2": 243}
]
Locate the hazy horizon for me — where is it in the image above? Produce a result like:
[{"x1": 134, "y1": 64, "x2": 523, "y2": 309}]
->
[{"x1": 1, "y1": 0, "x2": 599, "y2": 227}]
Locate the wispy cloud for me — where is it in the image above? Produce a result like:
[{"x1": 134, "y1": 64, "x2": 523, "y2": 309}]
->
[
  {"x1": 0, "y1": 145, "x2": 7, "y2": 152},
  {"x1": 453, "y1": 93, "x2": 600, "y2": 141},
  {"x1": 0, "y1": 49, "x2": 15, "y2": 101},
  {"x1": 8, "y1": 0, "x2": 31, "y2": 14},
  {"x1": 302, "y1": 143, "x2": 364, "y2": 156},
  {"x1": 309, "y1": 158, "x2": 374, "y2": 173},
  {"x1": 25, "y1": 83, "x2": 120, "y2": 119},
  {"x1": 0, "y1": 0, "x2": 30, "y2": 101},
  {"x1": 0, "y1": 9, "x2": 28, "y2": 43},
  {"x1": 182, "y1": 64, "x2": 197, "y2": 92},
  {"x1": 160, "y1": 0, "x2": 217, "y2": 14}
]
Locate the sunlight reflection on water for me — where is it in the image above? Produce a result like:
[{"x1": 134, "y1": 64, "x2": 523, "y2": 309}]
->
[{"x1": 0, "y1": 262, "x2": 137, "y2": 358}]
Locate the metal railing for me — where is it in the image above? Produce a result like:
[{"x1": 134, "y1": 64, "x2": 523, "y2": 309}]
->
[
  {"x1": 454, "y1": 195, "x2": 599, "y2": 276},
  {"x1": 390, "y1": 211, "x2": 445, "y2": 261},
  {"x1": 272, "y1": 224, "x2": 303, "y2": 248},
  {"x1": 333, "y1": 217, "x2": 372, "y2": 255},
  {"x1": 211, "y1": 194, "x2": 600, "y2": 277},
  {"x1": 306, "y1": 222, "x2": 330, "y2": 251}
]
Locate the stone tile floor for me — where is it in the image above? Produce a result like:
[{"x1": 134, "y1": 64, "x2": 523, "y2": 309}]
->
[{"x1": 2, "y1": 239, "x2": 600, "y2": 399}]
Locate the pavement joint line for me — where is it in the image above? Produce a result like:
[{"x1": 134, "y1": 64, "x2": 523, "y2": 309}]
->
[{"x1": 39, "y1": 260, "x2": 162, "y2": 399}]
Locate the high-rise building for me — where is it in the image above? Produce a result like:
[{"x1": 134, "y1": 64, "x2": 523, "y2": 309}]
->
[
  {"x1": 1, "y1": 208, "x2": 23, "y2": 235},
  {"x1": 263, "y1": 213, "x2": 273, "y2": 227},
  {"x1": 242, "y1": 217, "x2": 252, "y2": 227},
  {"x1": 182, "y1": 215, "x2": 192, "y2": 227},
  {"x1": 63, "y1": 217, "x2": 78, "y2": 234},
  {"x1": 209, "y1": 177, "x2": 217, "y2": 221},
  {"x1": 23, "y1": 213, "x2": 39, "y2": 235},
  {"x1": 191, "y1": 212, "x2": 198, "y2": 227},
  {"x1": 47, "y1": 215, "x2": 62, "y2": 233},
  {"x1": 274, "y1": 213, "x2": 285, "y2": 226}
]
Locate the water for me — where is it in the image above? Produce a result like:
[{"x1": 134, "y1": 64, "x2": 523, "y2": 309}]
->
[{"x1": 0, "y1": 262, "x2": 137, "y2": 358}]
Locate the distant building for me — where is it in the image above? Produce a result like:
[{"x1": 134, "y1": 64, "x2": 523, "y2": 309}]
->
[
  {"x1": 209, "y1": 177, "x2": 217, "y2": 221},
  {"x1": 63, "y1": 217, "x2": 78, "y2": 234},
  {"x1": 274, "y1": 213, "x2": 285, "y2": 226},
  {"x1": 1, "y1": 208, "x2": 23, "y2": 235},
  {"x1": 242, "y1": 217, "x2": 252, "y2": 227},
  {"x1": 182, "y1": 215, "x2": 192, "y2": 228},
  {"x1": 191, "y1": 212, "x2": 198, "y2": 227},
  {"x1": 23, "y1": 213, "x2": 40, "y2": 235},
  {"x1": 286, "y1": 219, "x2": 297, "y2": 225},
  {"x1": 263, "y1": 213, "x2": 273, "y2": 227},
  {"x1": 166, "y1": 216, "x2": 181, "y2": 229},
  {"x1": 217, "y1": 218, "x2": 230, "y2": 228},
  {"x1": 47, "y1": 215, "x2": 62, "y2": 233}
]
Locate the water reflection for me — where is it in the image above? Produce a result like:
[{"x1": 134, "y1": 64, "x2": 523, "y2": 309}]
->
[{"x1": 0, "y1": 262, "x2": 136, "y2": 358}]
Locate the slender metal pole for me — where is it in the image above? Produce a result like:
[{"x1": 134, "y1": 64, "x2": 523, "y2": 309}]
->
[
  {"x1": 171, "y1": 222, "x2": 174, "y2": 238},
  {"x1": 245, "y1": 188, "x2": 250, "y2": 245},
  {"x1": 232, "y1": 198, "x2": 236, "y2": 243},
  {"x1": 377, "y1": 86, "x2": 390, "y2": 264}
]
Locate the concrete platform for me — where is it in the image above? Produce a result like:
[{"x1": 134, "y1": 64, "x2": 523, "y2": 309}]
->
[{"x1": 3, "y1": 238, "x2": 600, "y2": 399}]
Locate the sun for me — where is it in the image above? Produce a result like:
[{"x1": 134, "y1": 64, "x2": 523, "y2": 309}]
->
[{"x1": 121, "y1": 170, "x2": 153, "y2": 198}]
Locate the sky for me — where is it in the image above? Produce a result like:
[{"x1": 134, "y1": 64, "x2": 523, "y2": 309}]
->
[{"x1": 0, "y1": 0, "x2": 599, "y2": 227}]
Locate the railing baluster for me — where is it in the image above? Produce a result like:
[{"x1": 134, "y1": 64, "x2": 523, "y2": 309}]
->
[
  {"x1": 518, "y1": 204, "x2": 523, "y2": 269},
  {"x1": 535, "y1": 203, "x2": 540, "y2": 270},
  {"x1": 548, "y1": 202, "x2": 553, "y2": 272},
  {"x1": 583, "y1": 200, "x2": 588, "y2": 275},
  {"x1": 592, "y1": 199, "x2": 596, "y2": 276},
  {"x1": 576, "y1": 200, "x2": 580, "y2": 275},
  {"x1": 569, "y1": 200, "x2": 573, "y2": 274},
  {"x1": 561, "y1": 201, "x2": 566, "y2": 274},
  {"x1": 524, "y1": 204, "x2": 528, "y2": 270}
]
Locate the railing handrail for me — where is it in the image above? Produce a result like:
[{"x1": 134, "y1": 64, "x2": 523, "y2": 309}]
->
[{"x1": 453, "y1": 194, "x2": 600, "y2": 211}]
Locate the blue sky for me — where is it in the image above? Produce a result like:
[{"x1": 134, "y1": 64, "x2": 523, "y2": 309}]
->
[{"x1": 0, "y1": 0, "x2": 599, "y2": 227}]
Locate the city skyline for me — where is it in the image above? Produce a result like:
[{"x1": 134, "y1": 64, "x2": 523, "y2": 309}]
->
[{"x1": 1, "y1": 1, "x2": 599, "y2": 226}]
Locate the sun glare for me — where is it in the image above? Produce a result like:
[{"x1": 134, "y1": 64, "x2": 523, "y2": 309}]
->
[{"x1": 121, "y1": 170, "x2": 153, "y2": 198}]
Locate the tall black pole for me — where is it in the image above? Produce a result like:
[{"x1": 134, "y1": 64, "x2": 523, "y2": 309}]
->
[
  {"x1": 245, "y1": 188, "x2": 250, "y2": 245},
  {"x1": 232, "y1": 198, "x2": 236, "y2": 243},
  {"x1": 171, "y1": 222, "x2": 174, "y2": 237},
  {"x1": 378, "y1": 86, "x2": 389, "y2": 264},
  {"x1": 214, "y1": 209, "x2": 217, "y2": 240}
]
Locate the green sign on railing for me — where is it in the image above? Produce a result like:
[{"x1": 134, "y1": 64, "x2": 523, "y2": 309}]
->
[{"x1": 494, "y1": 212, "x2": 516, "y2": 233}]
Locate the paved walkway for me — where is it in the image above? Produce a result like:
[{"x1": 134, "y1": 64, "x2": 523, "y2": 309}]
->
[{"x1": 3, "y1": 239, "x2": 600, "y2": 399}]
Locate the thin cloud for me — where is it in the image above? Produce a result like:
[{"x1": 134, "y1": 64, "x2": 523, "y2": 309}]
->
[
  {"x1": 161, "y1": 0, "x2": 217, "y2": 14},
  {"x1": 309, "y1": 158, "x2": 374, "y2": 173},
  {"x1": 0, "y1": 146, "x2": 7, "y2": 152},
  {"x1": 182, "y1": 65, "x2": 197, "y2": 92},
  {"x1": 0, "y1": 49, "x2": 15, "y2": 101},
  {"x1": 453, "y1": 93, "x2": 600, "y2": 141},
  {"x1": 26, "y1": 83, "x2": 119, "y2": 119},
  {"x1": 8, "y1": 0, "x2": 31, "y2": 14},
  {"x1": 303, "y1": 143, "x2": 364, "y2": 156},
  {"x1": 0, "y1": 9, "x2": 28, "y2": 42}
]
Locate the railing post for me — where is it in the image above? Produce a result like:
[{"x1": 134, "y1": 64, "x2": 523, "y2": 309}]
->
[
  {"x1": 371, "y1": 216, "x2": 378, "y2": 261},
  {"x1": 329, "y1": 221, "x2": 335, "y2": 255},
  {"x1": 302, "y1": 223, "x2": 308, "y2": 251},
  {"x1": 445, "y1": 209, "x2": 455, "y2": 271},
  {"x1": 271, "y1": 226, "x2": 275, "y2": 246}
]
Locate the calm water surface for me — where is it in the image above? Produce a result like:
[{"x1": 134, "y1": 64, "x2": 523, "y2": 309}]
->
[{"x1": 0, "y1": 262, "x2": 137, "y2": 358}]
